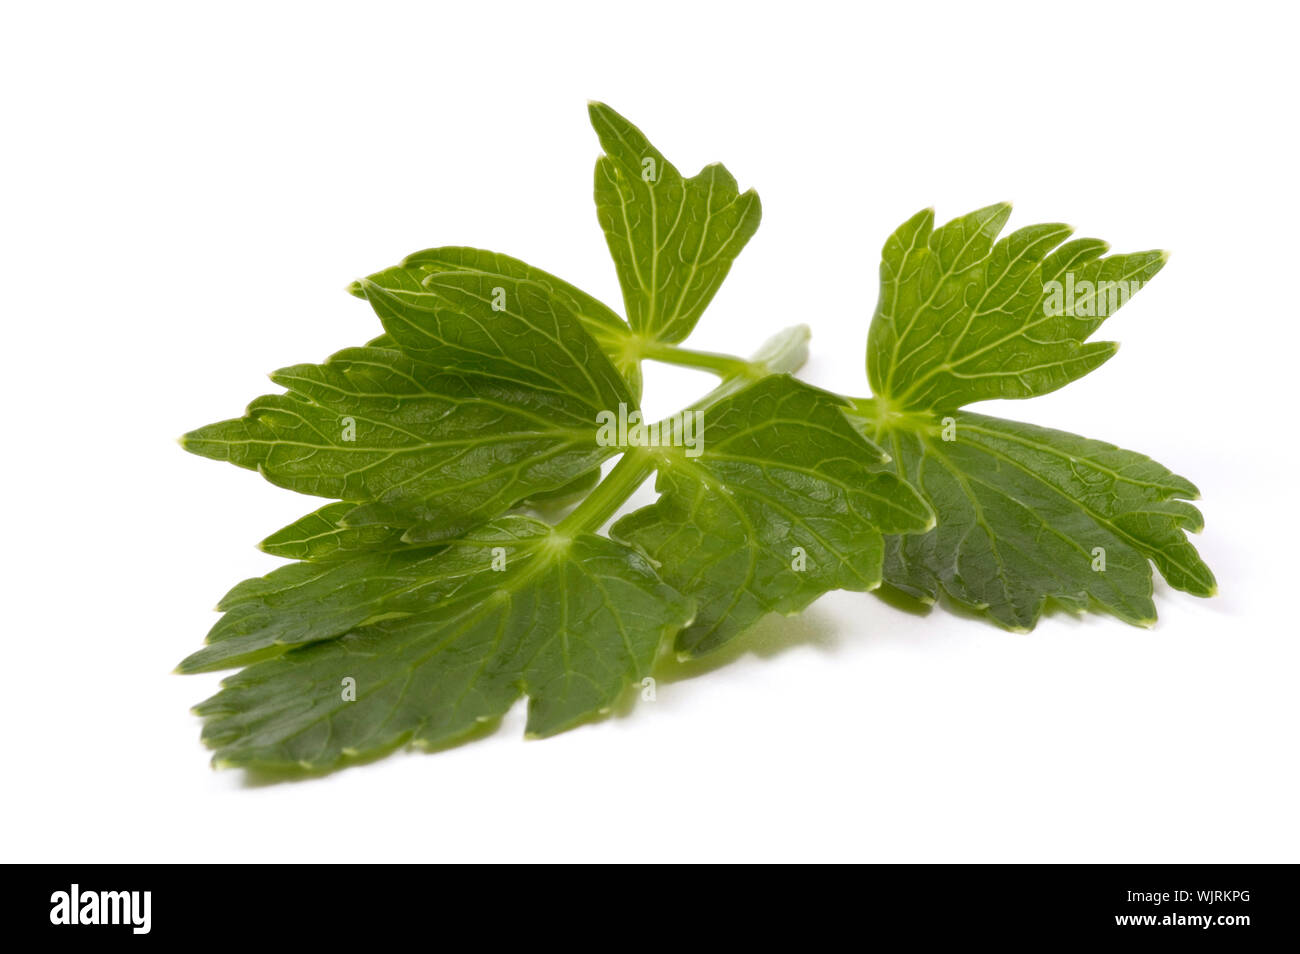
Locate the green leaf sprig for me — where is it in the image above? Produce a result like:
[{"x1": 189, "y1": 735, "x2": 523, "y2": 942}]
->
[
  {"x1": 848, "y1": 205, "x2": 1216, "y2": 629},
  {"x1": 180, "y1": 105, "x2": 1213, "y2": 773}
]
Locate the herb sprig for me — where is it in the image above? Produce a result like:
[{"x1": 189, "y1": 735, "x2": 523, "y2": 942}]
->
[{"x1": 180, "y1": 104, "x2": 1213, "y2": 772}]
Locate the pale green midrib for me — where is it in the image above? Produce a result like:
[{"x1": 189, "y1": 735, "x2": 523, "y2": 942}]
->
[
  {"x1": 265, "y1": 521, "x2": 336, "y2": 548},
  {"x1": 237, "y1": 403, "x2": 598, "y2": 451},
  {"x1": 202, "y1": 383, "x2": 605, "y2": 487},
  {"x1": 204, "y1": 434, "x2": 595, "y2": 462},
  {"x1": 894, "y1": 347, "x2": 1114, "y2": 407},
  {"x1": 262, "y1": 384, "x2": 596, "y2": 449},
  {"x1": 355, "y1": 439, "x2": 611, "y2": 514},
  {"x1": 218, "y1": 560, "x2": 339, "y2": 610},
  {"x1": 208, "y1": 430, "x2": 599, "y2": 487},
  {"x1": 275, "y1": 358, "x2": 606, "y2": 431},
  {"x1": 959, "y1": 420, "x2": 1196, "y2": 497},
  {"x1": 948, "y1": 432, "x2": 1208, "y2": 585},
  {"x1": 220, "y1": 561, "x2": 423, "y2": 613},
  {"x1": 262, "y1": 520, "x2": 373, "y2": 553},
  {"x1": 222, "y1": 436, "x2": 604, "y2": 530},
  {"x1": 646, "y1": 151, "x2": 663, "y2": 334},
  {"x1": 300, "y1": 349, "x2": 430, "y2": 392},
  {"x1": 915, "y1": 433, "x2": 1018, "y2": 614}
]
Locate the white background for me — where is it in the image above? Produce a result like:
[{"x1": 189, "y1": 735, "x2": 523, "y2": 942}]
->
[{"x1": 2, "y1": 1, "x2": 1296, "y2": 863}]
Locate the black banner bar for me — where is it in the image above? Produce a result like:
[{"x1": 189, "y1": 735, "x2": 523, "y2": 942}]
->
[{"x1": 16, "y1": 864, "x2": 1293, "y2": 942}]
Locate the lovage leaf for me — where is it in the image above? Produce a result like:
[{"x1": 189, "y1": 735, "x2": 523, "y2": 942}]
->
[
  {"x1": 867, "y1": 204, "x2": 1166, "y2": 410},
  {"x1": 589, "y1": 101, "x2": 761, "y2": 345},
  {"x1": 181, "y1": 102, "x2": 1219, "y2": 777},
  {"x1": 853, "y1": 205, "x2": 1215, "y2": 629},
  {"x1": 193, "y1": 516, "x2": 693, "y2": 769},
  {"x1": 183, "y1": 273, "x2": 631, "y2": 541},
  {"x1": 349, "y1": 246, "x2": 644, "y2": 399},
  {"x1": 612, "y1": 374, "x2": 932, "y2": 657}
]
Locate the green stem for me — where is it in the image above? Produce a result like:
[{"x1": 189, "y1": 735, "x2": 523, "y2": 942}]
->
[
  {"x1": 556, "y1": 449, "x2": 655, "y2": 534},
  {"x1": 640, "y1": 340, "x2": 760, "y2": 378},
  {"x1": 677, "y1": 324, "x2": 813, "y2": 415},
  {"x1": 556, "y1": 323, "x2": 813, "y2": 536}
]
